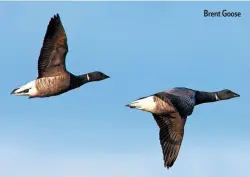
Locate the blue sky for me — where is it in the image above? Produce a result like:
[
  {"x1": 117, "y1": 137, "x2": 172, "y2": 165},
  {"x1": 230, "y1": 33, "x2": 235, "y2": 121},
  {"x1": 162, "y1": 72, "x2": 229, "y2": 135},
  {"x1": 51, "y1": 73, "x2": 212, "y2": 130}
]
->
[{"x1": 1, "y1": 2, "x2": 249, "y2": 177}]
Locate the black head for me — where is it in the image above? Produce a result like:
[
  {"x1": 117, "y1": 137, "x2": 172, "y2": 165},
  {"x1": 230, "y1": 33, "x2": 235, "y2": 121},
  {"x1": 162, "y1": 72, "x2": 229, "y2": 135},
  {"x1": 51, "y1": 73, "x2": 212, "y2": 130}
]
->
[
  {"x1": 88, "y1": 71, "x2": 110, "y2": 81},
  {"x1": 216, "y1": 89, "x2": 240, "y2": 100}
]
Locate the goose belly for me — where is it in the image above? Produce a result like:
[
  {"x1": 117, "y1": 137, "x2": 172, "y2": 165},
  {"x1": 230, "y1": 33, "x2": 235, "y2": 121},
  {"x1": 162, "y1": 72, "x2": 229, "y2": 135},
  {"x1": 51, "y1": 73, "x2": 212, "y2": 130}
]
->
[{"x1": 35, "y1": 76, "x2": 70, "y2": 97}]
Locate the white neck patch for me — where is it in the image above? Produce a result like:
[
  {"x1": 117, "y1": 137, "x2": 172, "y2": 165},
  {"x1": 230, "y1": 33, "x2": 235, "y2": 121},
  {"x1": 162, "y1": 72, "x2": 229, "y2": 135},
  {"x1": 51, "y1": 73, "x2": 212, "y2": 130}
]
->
[
  {"x1": 87, "y1": 74, "x2": 90, "y2": 81},
  {"x1": 215, "y1": 93, "x2": 220, "y2": 101}
]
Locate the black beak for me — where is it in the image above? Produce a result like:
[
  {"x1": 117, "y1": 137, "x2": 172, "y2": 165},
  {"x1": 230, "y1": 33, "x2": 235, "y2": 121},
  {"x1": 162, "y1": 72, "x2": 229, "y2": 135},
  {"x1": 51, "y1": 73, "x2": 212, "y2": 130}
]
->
[
  {"x1": 106, "y1": 75, "x2": 110, "y2": 79},
  {"x1": 233, "y1": 92, "x2": 240, "y2": 97}
]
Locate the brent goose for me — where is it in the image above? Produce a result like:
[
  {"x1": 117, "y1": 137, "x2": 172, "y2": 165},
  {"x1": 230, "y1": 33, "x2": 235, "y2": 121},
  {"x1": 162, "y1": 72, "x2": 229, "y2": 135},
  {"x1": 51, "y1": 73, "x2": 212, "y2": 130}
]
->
[
  {"x1": 126, "y1": 87, "x2": 240, "y2": 168},
  {"x1": 11, "y1": 14, "x2": 109, "y2": 98}
]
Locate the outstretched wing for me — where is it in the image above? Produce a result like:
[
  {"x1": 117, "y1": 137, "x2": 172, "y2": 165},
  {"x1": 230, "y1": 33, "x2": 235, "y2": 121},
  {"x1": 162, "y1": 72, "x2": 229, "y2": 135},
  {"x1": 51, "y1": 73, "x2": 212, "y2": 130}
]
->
[
  {"x1": 37, "y1": 14, "x2": 68, "y2": 78},
  {"x1": 152, "y1": 112, "x2": 186, "y2": 168}
]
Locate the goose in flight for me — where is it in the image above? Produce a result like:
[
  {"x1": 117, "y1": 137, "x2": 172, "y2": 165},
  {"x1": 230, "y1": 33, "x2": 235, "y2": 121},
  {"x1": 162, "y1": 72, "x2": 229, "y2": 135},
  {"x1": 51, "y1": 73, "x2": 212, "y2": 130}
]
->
[
  {"x1": 126, "y1": 87, "x2": 240, "y2": 168},
  {"x1": 11, "y1": 14, "x2": 109, "y2": 98}
]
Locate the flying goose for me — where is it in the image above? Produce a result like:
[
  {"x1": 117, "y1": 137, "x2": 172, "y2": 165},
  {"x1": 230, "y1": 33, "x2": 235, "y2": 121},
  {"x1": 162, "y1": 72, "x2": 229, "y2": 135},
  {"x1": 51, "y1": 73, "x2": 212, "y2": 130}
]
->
[
  {"x1": 126, "y1": 87, "x2": 240, "y2": 168},
  {"x1": 11, "y1": 14, "x2": 109, "y2": 98}
]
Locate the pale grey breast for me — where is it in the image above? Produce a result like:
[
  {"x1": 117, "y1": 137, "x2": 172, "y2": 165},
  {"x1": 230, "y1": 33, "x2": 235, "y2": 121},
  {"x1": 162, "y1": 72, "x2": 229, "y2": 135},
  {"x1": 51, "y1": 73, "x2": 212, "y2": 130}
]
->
[{"x1": 35, "y1": 75, "x2": 70, "y2": 97}]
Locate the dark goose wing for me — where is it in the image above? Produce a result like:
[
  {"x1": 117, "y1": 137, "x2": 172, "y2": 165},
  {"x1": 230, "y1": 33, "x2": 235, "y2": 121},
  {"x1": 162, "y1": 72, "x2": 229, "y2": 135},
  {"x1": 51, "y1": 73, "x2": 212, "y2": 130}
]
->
[
  {"x1": 152, "y1": 112, "x2": 186, "y2": 168},
  {"x1": 37, "y1": 14, "x2": 68, "y2": 78}
]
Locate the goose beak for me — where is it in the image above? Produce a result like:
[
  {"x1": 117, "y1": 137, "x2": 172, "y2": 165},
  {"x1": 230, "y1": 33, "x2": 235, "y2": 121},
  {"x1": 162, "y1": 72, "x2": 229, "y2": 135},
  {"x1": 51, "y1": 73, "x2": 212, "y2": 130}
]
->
[{"x1": 233, "y1": 93, "x2": 240, "y2": 97}]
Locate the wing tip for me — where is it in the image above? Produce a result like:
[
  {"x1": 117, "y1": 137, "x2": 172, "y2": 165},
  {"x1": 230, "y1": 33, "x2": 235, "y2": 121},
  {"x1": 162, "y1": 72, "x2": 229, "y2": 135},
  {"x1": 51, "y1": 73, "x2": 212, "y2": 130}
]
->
[
  {"x1": 45, "y1": 13, "x2": 63, "y2": 38},
  {"x1": 165, "y1": 161, "x2": 174, "y2": 169},
  {"x1": 51, "y1": 13, "x2": 61, "y2": 21},
  {"x1": 55, "y1": 13, "x2": 60, "y2": 19}
]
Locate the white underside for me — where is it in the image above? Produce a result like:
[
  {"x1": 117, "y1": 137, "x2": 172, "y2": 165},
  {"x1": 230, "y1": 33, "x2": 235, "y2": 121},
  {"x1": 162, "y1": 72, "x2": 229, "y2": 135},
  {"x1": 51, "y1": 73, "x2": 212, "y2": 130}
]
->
[
  {"x1": 12, "y1": 80, "x2": 38, "y2": 97},
  {"x1": 128, "y1": 96, "x2": 156, "y2": 112}
]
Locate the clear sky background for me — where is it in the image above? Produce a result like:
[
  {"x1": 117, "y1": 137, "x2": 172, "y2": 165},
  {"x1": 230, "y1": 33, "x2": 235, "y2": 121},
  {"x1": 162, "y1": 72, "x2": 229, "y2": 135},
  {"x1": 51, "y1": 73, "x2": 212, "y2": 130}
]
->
[{"x1": 1, "y1": 2, "x2": 249, "y2": 177}]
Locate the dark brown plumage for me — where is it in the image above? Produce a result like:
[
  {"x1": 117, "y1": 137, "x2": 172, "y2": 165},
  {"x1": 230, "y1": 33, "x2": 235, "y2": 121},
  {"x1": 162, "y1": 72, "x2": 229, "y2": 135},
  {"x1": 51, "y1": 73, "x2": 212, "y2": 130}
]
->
[
  {"x1": 126, "y1": 87, "x2": 240, "y2": 169},
  {"x1": 152, "y1": 113, "x2": 185, "y2": 168},
  {"x1": 37, "y1": 14, "x2": 68, "y2": 78},
  {"x1": 11, "y1": 14, "x2": 109, "y2": 98}
]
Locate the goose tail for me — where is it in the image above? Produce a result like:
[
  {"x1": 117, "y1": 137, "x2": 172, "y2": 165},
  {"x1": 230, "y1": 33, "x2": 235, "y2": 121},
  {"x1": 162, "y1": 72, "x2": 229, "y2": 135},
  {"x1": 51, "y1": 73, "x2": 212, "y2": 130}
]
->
[
  {"x1": 126, "y1": 96, "x2": 156, "y2": 112},
  {"x1": 11, "y1": 80, "x2": 38, "y2": 97},
  {"x1": 11, "y1": 88, "x2": 19, "y2": 94},
  {"x1": 11, "y1": 87, "x2": 30, "y2": 96}
]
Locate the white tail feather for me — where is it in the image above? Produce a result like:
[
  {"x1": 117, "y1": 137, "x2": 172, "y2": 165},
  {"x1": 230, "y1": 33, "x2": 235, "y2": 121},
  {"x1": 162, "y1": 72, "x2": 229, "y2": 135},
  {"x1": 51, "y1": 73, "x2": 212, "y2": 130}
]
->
[
  {"x1": 127, "y1": 96, "x2": 156, "y2": 112},
  {"x1": 11, "y1": 80, "x2": 38, "y2": 97}
]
